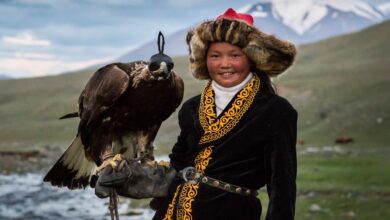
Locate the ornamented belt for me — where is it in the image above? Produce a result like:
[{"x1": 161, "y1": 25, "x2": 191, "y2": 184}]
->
[{"x1": 178, "y1": 166, "x2": 258, "y2": 197}]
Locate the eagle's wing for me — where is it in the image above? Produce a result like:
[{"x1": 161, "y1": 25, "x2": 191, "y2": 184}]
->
[
  {"x1": 171, "y1": 71, "x2": 184, "y2": 108},
  {"x1": 80, "y1": 63, "x2": 130, "y2": 126},
  {"x1": 43, "y1": 136, "x2": 96, "y2": 189},
  {"x1": 78, "y1": 63, "x2": 133, "y2": 160},
  {"x1": 44, "y1": 63, "x2": 132, "y2": 189}
]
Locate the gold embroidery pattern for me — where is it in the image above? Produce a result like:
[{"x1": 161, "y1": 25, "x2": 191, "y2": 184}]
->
[
  {"x1": 164, "y1": 76, "x2": 259, "y2": 219},
  {"x1": 163, "y1": 184, "x2": 181, "y2": 220},
  {"x1": 194, "y1": 146, "x2": 213, "y2": 175},
  {"x1": 198, "y1": 75, "x2": 260, "y2": 144},
  {"x1": 176, "y1": 146, "x2": 213, "y2": 220},
  {"x1": 176, "y1": 183, "x2": 199, "y2": 220}
]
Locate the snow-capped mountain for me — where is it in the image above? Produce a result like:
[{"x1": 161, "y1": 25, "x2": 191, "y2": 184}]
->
[
  {"x1": 238, "y1": 0, "x2": 386, "y2": 43},
  {"x1": 117, "y1": 0, "x2": 388, "y2": 63}
]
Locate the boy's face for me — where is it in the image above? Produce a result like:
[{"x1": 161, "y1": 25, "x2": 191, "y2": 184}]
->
[{"x1": 206, "y1": 42, "x2": 251, "y2": 87}]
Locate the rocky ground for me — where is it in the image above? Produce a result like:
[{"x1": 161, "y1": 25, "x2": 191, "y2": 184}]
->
[
  {"x1": 0, "y1": 146, "x2": 60, "y2": 174},
  {"x1": 0, "y1": 148, "x2": 155, "y2": 219}
]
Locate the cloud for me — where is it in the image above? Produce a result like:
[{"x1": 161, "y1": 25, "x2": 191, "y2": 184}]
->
[
  {"x1": 84, "y1": 0, "x2": 145, "y2": 6},
  {"x1": 0, "y1": 56, "x2": 111, "y2": 78},
  {"x1": 378, "y1": 2, "x2": 390, "y2": 14},
  {"x1": 166, "y1": 0, "x2": 208, "y2": 8},
  {"x1": 0, "y1": 0, "x2": 248, "y2": 78},
  {"x1": 2, "y1": 32, "x2": 51, "y2": 46},
  {"x1": 14, "y1": 52, "x2": 55, "y2": 60}
]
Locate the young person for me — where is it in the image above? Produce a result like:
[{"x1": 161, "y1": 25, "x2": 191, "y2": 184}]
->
[
  {"x1": 152, "y1": 8, "x2": 298, "y2": 220},
  {"x1": 98, "y1": 8, "x2": 298, "y2": 220}
]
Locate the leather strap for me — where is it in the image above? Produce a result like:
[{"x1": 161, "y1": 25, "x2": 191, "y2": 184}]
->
[{"x1": 178, "y1": 167, "x2": 258, "y2": 197}]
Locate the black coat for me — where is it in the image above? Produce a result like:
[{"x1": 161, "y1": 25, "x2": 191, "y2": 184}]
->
[{"x1": 153, "y1": 75, "x2": 297, "y2": 220}]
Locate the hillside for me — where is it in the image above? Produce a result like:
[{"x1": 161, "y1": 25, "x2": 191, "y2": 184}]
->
[
  {"x1": 0, "y1": 20, "x2": 389, "y2": 154},
  {"x1": 276, "y1": 20, "x2": 390, "y2": 146},
  {"x1": 0, "y1": 74, "x2": 12, "y2": 80},
  {"x1": 0, "y1": 58, "x2": 203, "y2": 153}
]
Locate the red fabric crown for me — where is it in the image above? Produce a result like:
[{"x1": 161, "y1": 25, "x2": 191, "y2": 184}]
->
[{"x1": 217, "y1": 8, "x2": 254, "y2": 26}]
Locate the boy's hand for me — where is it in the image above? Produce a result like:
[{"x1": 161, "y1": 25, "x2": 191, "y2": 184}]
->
[{"x1": 95, "y1": 159, "x2": 177, "y2": 199}]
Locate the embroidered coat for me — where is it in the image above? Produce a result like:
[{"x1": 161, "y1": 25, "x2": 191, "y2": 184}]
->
[{"x1": 153, "y1": 75, "x2": 297, "y2": 220}]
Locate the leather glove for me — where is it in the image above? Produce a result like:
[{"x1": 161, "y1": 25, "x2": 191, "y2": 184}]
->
[
  {"x1": 96, "y1": 159, "x2": 177, "y2": 199},
  {"x1": 95, "y1": 159, "x2": 129, "y2": 198}
]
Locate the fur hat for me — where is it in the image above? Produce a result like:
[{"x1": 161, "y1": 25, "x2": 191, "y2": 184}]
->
[{"x1": 186, "y1": 8, "x2": 297, "y2": 79}]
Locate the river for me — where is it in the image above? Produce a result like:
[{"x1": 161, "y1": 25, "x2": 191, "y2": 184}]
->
[{"x1": 0, "y1": 173, "x2": 155, "y2": 220}]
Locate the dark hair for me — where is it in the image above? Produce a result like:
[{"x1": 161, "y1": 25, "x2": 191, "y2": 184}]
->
[{"x1": 252, "y1": 68, "x2": 276, "y2": 95}]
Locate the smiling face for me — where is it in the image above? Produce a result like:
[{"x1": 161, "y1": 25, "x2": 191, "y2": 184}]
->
[{"x1": 206, "y1": 42, "x2": 251, "y2": 87}]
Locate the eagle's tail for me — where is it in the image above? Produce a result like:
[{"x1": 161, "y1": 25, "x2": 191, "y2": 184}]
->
[
  {"x1": 43, "y1": 136, "x2": 96, "y2": 189},
  {"x1": 59, "y1": 112, "x2": 79, "y2": 120}
]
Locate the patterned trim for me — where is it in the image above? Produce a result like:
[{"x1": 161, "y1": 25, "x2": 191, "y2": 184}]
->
[
  {"x1": 198, "y1": 75, "x2": 260, "y2": 144},
  {"x1": 176, "y1": 183, "x2": 199, "y2": 220},
  {"x1": 163, "y1": 184, "x2": 181, "y2": 220},
  {"x1": 164, "y1": 75, "x2": 260, "y2": 219},
  {"x1": 194, "y1": 146, "x2": 213, "y2": 175},
  {"x1": 174, "y1": 146, "x2": 213, "y2": 220}
]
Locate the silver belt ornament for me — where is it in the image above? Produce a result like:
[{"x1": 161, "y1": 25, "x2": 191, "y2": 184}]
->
[{"x1": 179, "y1": 166, "x2": 258, "y2": 197}]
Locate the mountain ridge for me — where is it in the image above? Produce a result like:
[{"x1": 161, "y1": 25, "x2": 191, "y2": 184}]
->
[
  {"x1": 117, "y1": 0, "x2": 387, "y2": 64},
  {"x1": 239, "y1": 0, "x2": 385, "y2": 40},
  {"x1": 0, "y1": 74, "x2": 12, "y2": 80}
]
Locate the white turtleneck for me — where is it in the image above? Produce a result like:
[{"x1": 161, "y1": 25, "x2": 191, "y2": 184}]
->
[{"x1": 212, "y1": 72, "x2": 254, "y2": 116}]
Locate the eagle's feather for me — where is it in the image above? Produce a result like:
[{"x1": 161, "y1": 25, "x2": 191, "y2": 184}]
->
[
  {"x1": 44, "y1": 60, "x2": 184, "y2": 189},
  {"x1": 44, "y1": 136, "x2": 95, "y2": 189}
]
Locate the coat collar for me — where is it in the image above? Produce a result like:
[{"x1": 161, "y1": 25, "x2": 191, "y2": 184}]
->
[{"x1": 196, "y1": 74, "x2": 261, "y2": 146}]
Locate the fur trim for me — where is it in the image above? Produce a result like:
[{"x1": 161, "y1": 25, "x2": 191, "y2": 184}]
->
[{"x1": 186, "y1": 18, "x2": 297, "y2": 79}]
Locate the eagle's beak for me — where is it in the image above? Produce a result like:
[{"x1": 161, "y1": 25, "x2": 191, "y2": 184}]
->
[
  {"x1": 151, "y1": 62, "x2": 169, "y2": 77},
  {"x1": 160, "y1": 62, "x2": 168, "y2": 75}
]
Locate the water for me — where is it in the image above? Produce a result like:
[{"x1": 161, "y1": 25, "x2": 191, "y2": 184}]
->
[{"x1": 0, "y1": 173, "x2": 155, "y2": 220}]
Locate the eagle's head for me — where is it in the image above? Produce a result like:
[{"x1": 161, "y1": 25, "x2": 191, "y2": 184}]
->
[
  {"x1": 148, "y1": 53, "x2": 174, "y2": 80},
  {"x1": 148, "y1": 31, "x2": 174, "y2": 81}
]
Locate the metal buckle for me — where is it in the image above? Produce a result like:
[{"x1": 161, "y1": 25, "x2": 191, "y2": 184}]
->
[{"x1": 182, "y1": 166, "x2": 200, "y2": 184}]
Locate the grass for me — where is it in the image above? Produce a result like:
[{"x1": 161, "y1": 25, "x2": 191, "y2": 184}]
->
[
  {"x1": 295, "y1": 192, "x2": 390, "y2": 220},
  {"x1": 298, "y1": 154, "x2": 390, "y2": 192},
  {"x1": 275, "y1": 21, "x2": 390, "y2": 148},
  {"x1": 257, "y1": 147, "x2": 390, "y2": 220}
]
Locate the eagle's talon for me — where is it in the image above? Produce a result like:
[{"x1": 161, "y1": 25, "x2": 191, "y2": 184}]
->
[
  {"x1": 96, "y1": 154, "x2": 124, "y2": 172},
  {"x1": 112, "y1": 154, "x2": 123, "y2": 162},
  {"x1": 109, "y1": 161, "x2": 117, "y2": 169},
  {"x1": 146, "y1": 160, "x2": 158, "y2": 168},
  {"x1": 158, "y1": 160, "x2": 170, "y2": 168}
]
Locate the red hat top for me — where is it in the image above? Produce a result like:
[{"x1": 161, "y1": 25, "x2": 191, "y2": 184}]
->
[{"x1": 217, "y1": 8, "x2": 254, "y2": 26}]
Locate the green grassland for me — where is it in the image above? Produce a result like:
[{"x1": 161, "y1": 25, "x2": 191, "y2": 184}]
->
[
  {"x1": 276, "y1": 20, "x2": 390, "y2": 147},
  {"x1": 1, "y1": 21, "x2": 390, "y2": 220},
  {"x1": 0, "y1": 57, "x2": 205, "y2": 152}
]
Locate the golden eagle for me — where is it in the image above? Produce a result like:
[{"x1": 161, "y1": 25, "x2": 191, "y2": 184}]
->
[{"x1": 44, "y1": 32, "x2": 184, "y2": 189}]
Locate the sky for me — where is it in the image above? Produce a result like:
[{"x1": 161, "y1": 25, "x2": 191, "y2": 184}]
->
[{"x1": 0, "y1": 0, "x2": 389, "y2": 79}]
